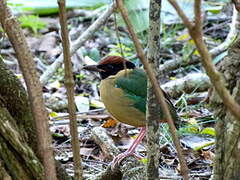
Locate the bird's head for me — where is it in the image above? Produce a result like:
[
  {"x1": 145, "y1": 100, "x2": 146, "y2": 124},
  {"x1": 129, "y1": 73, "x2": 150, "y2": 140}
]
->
[{"x1": 83, "y1": 56, "x2": 135, "y2": 79}]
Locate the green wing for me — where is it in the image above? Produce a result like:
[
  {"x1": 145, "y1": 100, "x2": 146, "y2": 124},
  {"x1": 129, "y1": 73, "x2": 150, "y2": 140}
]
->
[
  {"x1": 115, "y1": 68, "x2": 179, "y2": 126},
  {"x1": 115, "y1": 69, "x2": 147, "y2": 113}
]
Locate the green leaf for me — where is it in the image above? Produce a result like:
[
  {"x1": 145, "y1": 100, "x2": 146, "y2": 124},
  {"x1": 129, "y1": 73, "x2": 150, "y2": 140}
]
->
[
  {"x1": 117, "y1": 0, "x2": 149, "y2": 33},
  {"x1": 18, "y1": 15, "x2": 46, "y2": 34},
  {"x1": 89, "y1": 48, "x2": 100, "y2": 61},
  {"x1": 193, "y1": 141, "x2": 215, "y2": 151},
  {"x1": 8, "y1": 0, "x2": 111, "y2": 15},
  {"x1": 140, "y1": 158, "x2": 148, "y2": 164},
  {"x1": 49, "y1": 111, "x2": 58, "y2": 118},
  {"x1": 117, "y1": 0, "x2": 227, "y2": 32},
  {"x1": 200, "y1": 127, "x2": 216, "y2": 137},
  {"x1": 205, "y1": 6, "x2": 223, "y2": 14}
]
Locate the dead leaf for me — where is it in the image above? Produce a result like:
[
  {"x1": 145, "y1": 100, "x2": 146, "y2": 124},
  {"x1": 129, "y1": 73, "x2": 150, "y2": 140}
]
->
[
  {"x1": 38, "y1": 32, "x2": 57, "y2": 53},
  {"x1": 201, "y1": 150, "x2": 215, "y2": 161},
  {"x1": 80, "y1": 147, "x2": 94, "y2": 157},
  {"x1": 102, "y1": 118, "x2": 117, "y2": 128}
]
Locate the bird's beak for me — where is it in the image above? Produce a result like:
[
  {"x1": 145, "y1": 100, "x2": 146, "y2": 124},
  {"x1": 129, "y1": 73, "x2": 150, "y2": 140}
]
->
[{"x1": 83, "y1": 65, "x2": 100, "y2": 72}]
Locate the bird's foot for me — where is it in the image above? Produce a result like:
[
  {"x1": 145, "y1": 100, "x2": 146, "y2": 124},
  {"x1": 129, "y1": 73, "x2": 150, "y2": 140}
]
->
[
  {"x1": 110, "y1": 151, "x2": 143, "y2": 170},
  {"x1": 110, "y1": 128, "x2": 146, "y2": 170}
]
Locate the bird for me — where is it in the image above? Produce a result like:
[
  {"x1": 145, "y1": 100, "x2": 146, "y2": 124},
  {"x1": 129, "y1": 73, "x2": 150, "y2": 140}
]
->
[{"x1": 83, "y1": 56, "x2": 179, "y2": 167}]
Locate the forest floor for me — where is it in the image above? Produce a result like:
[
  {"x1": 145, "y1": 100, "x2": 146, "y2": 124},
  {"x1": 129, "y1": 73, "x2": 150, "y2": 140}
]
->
[{"x1": 1, "y1": 2, "x2": 232, "y2": 179}]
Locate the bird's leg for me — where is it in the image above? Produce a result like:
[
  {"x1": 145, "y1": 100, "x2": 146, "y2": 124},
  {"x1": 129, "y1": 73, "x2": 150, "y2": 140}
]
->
[{"x1": 111, "y1": 127, "x2": 146, "y2": 168}]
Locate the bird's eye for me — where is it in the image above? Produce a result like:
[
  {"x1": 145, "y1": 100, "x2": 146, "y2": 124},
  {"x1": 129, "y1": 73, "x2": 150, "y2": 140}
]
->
[{"x1": 107, "y1": 64, "x2": 114, "y2": 69}]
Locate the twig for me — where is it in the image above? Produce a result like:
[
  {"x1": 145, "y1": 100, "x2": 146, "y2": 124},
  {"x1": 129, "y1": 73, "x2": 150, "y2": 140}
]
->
[
  {"x1": 161, "y1": 73, "x2": 210, "y2": 98},
  {"x1": 113, "y1": 8, "x2": 127, "y2": 72},
  {"x1": 0, "y1": 1, "x2": 57, "y2": 179},
  {"x1": 57, "y1": 0, "x2": 83, "y2": 179},
  {"x1": 168, "y1": 0, "x2": 240, "y2": 121},
  {"x1": 113, "y1": 11, "x2": 125, "y2": 57},
  {"x1": 40, "y1": 3, "x2": 116, "y2": 85},
  {"x1": 91, "y1": 127, "x2": 145, "y2": 180},
  {"x1": 91, "y1": 127, "x2": 120, "y2": 159},
  {"x1": 116, "y1": 0, "x2": 189, "y2": 179},
  {"x1": 159, "y1": 56, "x2": 199, "y2": 72},
  {"x1": 138, "y1": 6, "x2": 238, "y2": 73},
  {"x1": 210, "y1": 5, "x2": 239, "y2": 56}
]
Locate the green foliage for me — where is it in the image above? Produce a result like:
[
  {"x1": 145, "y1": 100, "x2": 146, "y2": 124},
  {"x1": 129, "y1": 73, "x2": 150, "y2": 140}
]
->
[
  {"x1": 159, "y1": 124, "x2": 173, "y2": 144},
  {"x1": 115, "y1": 69, "x2": 147, "y2": 113},
  {"x1": 175, "y1": 94, "x2": 189, "y2": 113},
  {"x1": 200, "y1": 127, "x2": 215, "y2": 136},
  {"x1": 108, "y1": 43, "x2": 133, "y2": 57},
  {"x1": 116, "y1": 0, "x2": 226, "y2": 33},
  {"x1": 81, "y1": 47, "x2": 100, "y2": 62},
  {"x1": 179, "y1": 123, "x2": 201, "y2": 135},
  {"x1": 119, "y1": 0, "x2": 149, "y2": 33},
  {"x1": 161, "y1": 24, "x2": 183, "y2": 46},
  {"x1": 89, "y1": 48, "x2": 100, "y2": 61},
  {"x1": 178, "y1": 116, "x2": 216, "y2": 136},
  {"x1": 75, "y1": 74, "x2": 86, "y2": 81},
  {"x1": 18, "y1": 15, "x2": 46, "y2": 34},
  {"x1": 140, "y1": 158, "x2": 148, "y2": 164},
  {"x1": 193, "y1": 141, "x2": 215, "y2": 151},
  {"x1": 8, "y1": 0, "x2": 110, "y2": 15}
]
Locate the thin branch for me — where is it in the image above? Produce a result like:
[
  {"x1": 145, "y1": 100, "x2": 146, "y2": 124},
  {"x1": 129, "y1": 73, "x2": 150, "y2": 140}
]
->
[
  {"x1": 116, "y1": 0, "x2": 189, "y2": 179},
  {"x1": 168, "y1": 0, "x2": 240, "y2": 121},
  {"x1": 162, "y1": 73, "x2": 210, "y2": 98},
  {"x1": 58, "y1": 0, "x2": 83, "y2": 179},
  {"x1": 113, "y1": 12, "x2": 125, "y2": 57},
  {"x1": 210, "y1": 5, "x2": 239, "y2": 55},
  {"x1": 194, "y1": 0, "x2": 202, "y2": 30},
  {"x1": 40, "y1": 3, "x2": 116, "y2": 85},
  {"x1": 134, "y1": 7, "x2": 239, "y2": 73},
  {"x1": 0, "y1": 1, "x2": 57, "y2": 179},
  {"x1": 113, "y1": 11, "x2": 127, "y2": 72}
]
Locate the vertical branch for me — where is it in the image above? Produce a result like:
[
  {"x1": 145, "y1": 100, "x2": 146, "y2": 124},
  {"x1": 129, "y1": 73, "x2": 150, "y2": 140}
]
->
[
  {"x1": 113, "y1": 12, "x2": 127, "y2": 71},
  {"x1": 116, "y1": 0, "x2": 189, "y2": 179},
  {"x1": 0, "y1": 1, "x2": 57, "y2": 180},
  {"x1": 146, "y1": 0, "x2": 161, "y2": 178},
  {"x1": 113, "y1": 12, "x2": 125, "y2": 57},
  {"x1": 58, "y1": 0, "x2": 83, "y2": 179},
  {"x1": 194, "y1": 0, "x2": 202, "y2": 30},
  {"x1": 40, "y1": 3, "x2": 116, "y2": 85}
]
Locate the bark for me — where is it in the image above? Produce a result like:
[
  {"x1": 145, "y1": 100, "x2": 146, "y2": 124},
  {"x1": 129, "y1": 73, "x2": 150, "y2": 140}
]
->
[
  {"x1": 0, "y1": 105, "x2": 44, "y2": 180},
  {"x1": 0, "y1": 160, "x2": 12, "y2": 180},
  {"x1": 0, "y1": 59, "x2": 44, "y2": 179},
  {"x1": 0, "y1": 59, "x2": 71, "y2": 179},
  {"x1": 146, "y1": 0, "x2": 161, "y2": 179},
  {"x1": 0, "y1": 60, "x2": 36, "y2": 149},
  {"x1": 210, "y1": 38, "x2": 240, "y2": 180},
  {"x1": 0, "y1": 1, "x2": 57, "y2": 178}
]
